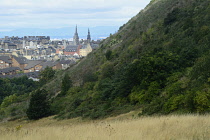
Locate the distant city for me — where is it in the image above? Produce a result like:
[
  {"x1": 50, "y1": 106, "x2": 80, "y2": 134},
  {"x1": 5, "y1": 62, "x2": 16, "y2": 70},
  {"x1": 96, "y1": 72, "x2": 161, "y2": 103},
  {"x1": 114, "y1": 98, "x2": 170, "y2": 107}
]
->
[
  {"x1": 0, "y1": 26, "x2": 119, "y2": 40},
  {"x1": 0, "y1": 26, "x2": 107, "y2": 80}
]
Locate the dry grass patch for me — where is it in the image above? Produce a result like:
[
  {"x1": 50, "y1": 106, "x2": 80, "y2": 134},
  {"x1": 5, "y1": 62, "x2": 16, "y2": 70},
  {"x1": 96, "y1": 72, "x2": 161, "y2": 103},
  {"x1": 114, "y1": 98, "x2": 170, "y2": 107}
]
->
[{"x1": 0, "y1": 114, "x2": 210, "y2": 140}]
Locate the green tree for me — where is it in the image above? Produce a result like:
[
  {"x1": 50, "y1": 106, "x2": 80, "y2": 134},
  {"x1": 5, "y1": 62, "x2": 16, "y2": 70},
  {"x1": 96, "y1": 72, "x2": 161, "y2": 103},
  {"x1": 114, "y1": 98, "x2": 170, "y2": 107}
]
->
[
  {"x1": 60, "y1": 73, "x2": 72, "y2": 96},
  {"x1": 39, "y1": 66, "x2": 55, "y2": 84},
  {"x1": 26, "y1": 89, "x2": 51, "y2": 120},
  {"x1": 194, "y1": 90, "x2": 210, "y2": 113},
  {"x1": 105, "y1": 50, "x2": 112, "y2": 60},
  {"x1": 0, "y1": 94, "x2": 18, "y2": 109}
]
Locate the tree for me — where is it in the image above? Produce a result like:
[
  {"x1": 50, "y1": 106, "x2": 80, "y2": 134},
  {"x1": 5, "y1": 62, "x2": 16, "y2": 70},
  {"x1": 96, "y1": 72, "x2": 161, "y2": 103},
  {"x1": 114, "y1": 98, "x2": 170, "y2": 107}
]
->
[
  {"x1": 194, "y1": 90, "x2": 210, "y2": 113},
  {"x1": 105, "y1": 50, "x2": 112, "y2": 60},
  {"x1": 39, "y1": 66, "x2": 55, "y2": 84},
  {"x1": 60, "y1": 73, "x2": 72, "y2": 96},
  {"x1": 26, "y1": 89, "x2": 51, "y2": 120}
]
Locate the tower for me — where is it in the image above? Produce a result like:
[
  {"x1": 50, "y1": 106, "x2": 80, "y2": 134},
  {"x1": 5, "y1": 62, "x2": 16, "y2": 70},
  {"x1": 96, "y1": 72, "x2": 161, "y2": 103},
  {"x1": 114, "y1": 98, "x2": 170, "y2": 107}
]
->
[
  {"x1": 87, "y1": 28, "x2": 91, "y2": 44},
  {"x1": 73, "y1": 25, "x2": 79, "y2": 45},
  {"x1": 1, "y1": 40, "x2": 4, "y2": 46},
  {"x1": 63, "y1": 40, "x2": 67, "y2": 48},
  {"x1": 22, "y1": 40, "x2": 25, "y2": 49}
]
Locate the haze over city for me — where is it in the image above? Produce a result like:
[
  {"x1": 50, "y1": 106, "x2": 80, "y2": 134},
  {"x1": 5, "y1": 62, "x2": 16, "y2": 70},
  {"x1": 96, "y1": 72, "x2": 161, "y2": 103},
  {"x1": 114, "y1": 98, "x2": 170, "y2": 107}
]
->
[{"x1": 0, "y1": 0, "x2": 150, "y2": 38}]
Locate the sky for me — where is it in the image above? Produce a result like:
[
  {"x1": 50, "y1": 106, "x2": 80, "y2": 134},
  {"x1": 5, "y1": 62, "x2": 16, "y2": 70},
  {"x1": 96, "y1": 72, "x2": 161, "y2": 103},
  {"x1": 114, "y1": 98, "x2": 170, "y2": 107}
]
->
[{"x1": 0, "y1": 0, "x2": 151, "y2": 32}]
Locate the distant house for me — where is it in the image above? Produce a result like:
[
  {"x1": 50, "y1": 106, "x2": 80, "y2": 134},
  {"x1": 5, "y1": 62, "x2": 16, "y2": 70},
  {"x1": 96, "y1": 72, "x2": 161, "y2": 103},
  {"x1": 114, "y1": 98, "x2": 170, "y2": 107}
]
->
[
  {"x1": 24, "y1": 60, "x2": 44, "y2": 73},
  {"x1": 0, "y1": 67, "x2": 21, "y2": 75},
  {"x1": 0, "y1": 56, "x2": 12, "y2": 69},
  {"x1": 63, "y1": 45, "x2": 81, "y2": 56},
  {"x1": 52, "y1": 55, "x2": 60, "y2": 61},
  {"x1": 56, "y1": 47, "x2": 64, "y2": 55},
  {"x1": 8, "y1": 43, "x2": 17, "y2": 50},
  {"x1": 80, "y1": 44, "x2": 93, "y2": 57},
  {"x1": 27, "y1": 72, "x2": 40, "y2": 81},
  {"x1": 0, "y1": 51, "x2": 12, "y2": 56},
  {"x1": 59, "y1": 60, "x2": 76, "y2": 69},
  {"x1": 11, "y1": 55, "x2": 28, "y2": 70},
  {"x1": 40, "y1": 61, "x2": 62, "y2": 70},
  {"x1": 0, "y1": 71, "x2": 40, "y2": 81}
]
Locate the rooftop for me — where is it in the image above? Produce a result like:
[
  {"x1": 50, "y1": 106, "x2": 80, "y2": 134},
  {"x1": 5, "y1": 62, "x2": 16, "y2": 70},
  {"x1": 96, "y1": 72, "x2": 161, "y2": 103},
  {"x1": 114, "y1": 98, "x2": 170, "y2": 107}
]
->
[{"x1": 0, "y1": 56, "x2": 12, "y2": 64}]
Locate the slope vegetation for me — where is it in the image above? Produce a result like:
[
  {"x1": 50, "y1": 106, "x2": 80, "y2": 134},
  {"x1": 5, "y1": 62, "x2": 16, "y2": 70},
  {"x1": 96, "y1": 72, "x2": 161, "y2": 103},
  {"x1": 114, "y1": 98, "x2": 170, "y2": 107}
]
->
[{"x1": 46, "y1": 0, "x2": 210, "y2": 119}]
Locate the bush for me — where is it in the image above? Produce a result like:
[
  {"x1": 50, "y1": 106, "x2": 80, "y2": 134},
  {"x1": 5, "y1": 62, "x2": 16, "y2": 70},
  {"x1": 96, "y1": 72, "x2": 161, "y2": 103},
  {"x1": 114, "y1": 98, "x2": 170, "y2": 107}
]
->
[
  {"x1": 194, "y1": 90, "x2": 210, "y2": 113},
  {"x1": 26, "y1": 89, "x2": 51, "y2": 120},
  {"x1": 60, "y1": 73, "x2": 72, "y2": 96},
  {"x1": 39, "y1": 66, "x2": 55, "y2": 84}
]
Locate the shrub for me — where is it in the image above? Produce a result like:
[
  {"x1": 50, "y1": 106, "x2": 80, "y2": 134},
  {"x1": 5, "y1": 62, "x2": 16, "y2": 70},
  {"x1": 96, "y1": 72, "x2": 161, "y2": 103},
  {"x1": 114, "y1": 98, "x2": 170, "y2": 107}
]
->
[
  {"x1": 60, "y1": 73, "x2": 72, "y2": 96},
  {"x1": 194, "y1": 90, "x2": 210, "y2": 113},
  {"x1": 26, "y1": 89, "x2": 51, "y2": 120}
]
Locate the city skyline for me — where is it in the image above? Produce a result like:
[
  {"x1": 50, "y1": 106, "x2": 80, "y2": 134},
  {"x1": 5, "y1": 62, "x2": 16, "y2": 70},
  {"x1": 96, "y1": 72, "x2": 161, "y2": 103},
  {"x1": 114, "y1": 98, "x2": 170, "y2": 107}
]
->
[{"x1": 0, "y1": 0, "x2": 151, "y2": 32}]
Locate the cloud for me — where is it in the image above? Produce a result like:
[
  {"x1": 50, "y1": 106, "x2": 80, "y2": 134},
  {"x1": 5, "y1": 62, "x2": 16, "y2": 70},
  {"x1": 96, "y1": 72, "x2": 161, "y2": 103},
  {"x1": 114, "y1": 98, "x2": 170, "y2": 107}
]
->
[{"x1": 0, "y1": 0, "x2": 151, "y2": 30}]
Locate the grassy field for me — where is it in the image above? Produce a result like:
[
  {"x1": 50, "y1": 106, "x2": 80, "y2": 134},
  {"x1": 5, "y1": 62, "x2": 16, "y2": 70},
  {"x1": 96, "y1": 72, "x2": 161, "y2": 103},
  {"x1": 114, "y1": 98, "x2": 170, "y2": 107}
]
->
[{"x1": 0, "y1": 113, "x2": 210, "y2": 140}]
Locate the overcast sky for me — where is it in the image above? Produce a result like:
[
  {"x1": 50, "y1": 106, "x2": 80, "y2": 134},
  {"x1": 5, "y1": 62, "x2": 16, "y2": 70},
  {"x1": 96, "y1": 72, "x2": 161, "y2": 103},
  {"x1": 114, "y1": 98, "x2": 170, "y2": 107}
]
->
[{"x1": 0, "y1": 0, "x2": 151, "y2": 31}]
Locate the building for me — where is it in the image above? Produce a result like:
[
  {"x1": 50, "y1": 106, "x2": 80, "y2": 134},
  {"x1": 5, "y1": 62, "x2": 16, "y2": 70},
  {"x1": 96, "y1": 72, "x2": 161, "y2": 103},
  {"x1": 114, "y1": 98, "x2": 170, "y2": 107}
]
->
[
  {"x1": 11, "y1": 56, "x2": 28, "y2": 70},
  {"x1": 63, "y1": 26, "x2": 94, "y2": 57},
  {"x1": 0, "y1": 67, "x2": 21, "y2": 75},
  {"x1": 40, "y1": 61, "x2": 62, "y2": 70},
  {"x1": 79, "y1": 43, "x2": 92, "y2": 56},
  {"x1": 63, "y1": 45, "x2": 81, "y2": 56},
  {"x1": 0, "y1": 71, "x2": 39, "y2": 81},
  {"x1": 79, "y1": 29, "x2": 93, "y2": 56},
  {"x1": 63, "y1": 26, "x2": 81, "y2": 56},
  {"x1": 24, "y1": 60, "x2": 44, "y2": 73},
  {"x1": 87, "y1": 28, "x2": 91, "y2": 44},
  {"x1": 60, "y1": 60, "x2": 76, "y2": 70},
  {"x1": 0, "y1": 56, "x2": 12, "y2": 69},
  {"x1": 73, "y1": 25, "x2": 80, "y2": 46}
]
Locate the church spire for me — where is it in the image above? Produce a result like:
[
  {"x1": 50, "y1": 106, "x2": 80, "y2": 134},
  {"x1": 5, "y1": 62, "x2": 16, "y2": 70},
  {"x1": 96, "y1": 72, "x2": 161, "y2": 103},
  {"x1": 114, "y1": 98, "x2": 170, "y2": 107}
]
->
[
  {"x1": 73, "y1": 25, "x2": 79, "y2": 45},
  {"x1": 75, "y1": 25, "x2": 78, "y2": 34},
  {"x1": 87, "y1": 28, "x2": 91, "y2": 44}
]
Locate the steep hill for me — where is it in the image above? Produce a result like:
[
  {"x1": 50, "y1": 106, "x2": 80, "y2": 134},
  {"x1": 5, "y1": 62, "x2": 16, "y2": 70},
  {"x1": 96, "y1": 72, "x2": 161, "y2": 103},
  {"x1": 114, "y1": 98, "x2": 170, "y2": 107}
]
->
[
  {"x1": 45, "y1": 0, "x2": 210, "y2": 119},
  {"x1": 1, "y1": 0, "x2": 210, "y2": 120}
]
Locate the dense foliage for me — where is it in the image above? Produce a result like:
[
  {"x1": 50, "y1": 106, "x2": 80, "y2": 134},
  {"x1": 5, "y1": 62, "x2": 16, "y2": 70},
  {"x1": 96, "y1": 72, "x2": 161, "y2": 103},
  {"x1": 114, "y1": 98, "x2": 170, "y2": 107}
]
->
[
  {"x1": 0, "y1": 76, "x2": 39, "y2": 120},
  {"x1": 0, "y1": 67, "x2": 54, "y2": 120},
  {"x1": 0, "y1": 76, "x2": 38, "y2": 104}
]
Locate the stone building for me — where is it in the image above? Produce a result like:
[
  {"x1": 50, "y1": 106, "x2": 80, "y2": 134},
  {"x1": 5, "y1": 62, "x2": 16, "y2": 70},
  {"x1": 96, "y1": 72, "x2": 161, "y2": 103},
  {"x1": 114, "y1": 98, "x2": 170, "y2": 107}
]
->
[
  {"x1": 11, "y1": 56, "x2": 28, "y2": 70},
  {"x1": 0, "y1": 56, "x2": 12, "y2": 69},
  {"x1": 63, "y1": 26, "x2": 94, "y2": 57}
]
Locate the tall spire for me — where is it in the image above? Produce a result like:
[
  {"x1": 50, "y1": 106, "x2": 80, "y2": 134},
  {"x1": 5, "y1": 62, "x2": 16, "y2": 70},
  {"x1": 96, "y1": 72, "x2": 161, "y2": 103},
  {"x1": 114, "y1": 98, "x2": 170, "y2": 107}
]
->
[
  {"x1": 87, "y1": 28, "x2": 91, "y2": 44},
  {"x1": 75, "y1": 25, "x2": 78, "y2": 34},
  {"x1": 73, "y1": 25, "x2": 79, "y2": 45}
]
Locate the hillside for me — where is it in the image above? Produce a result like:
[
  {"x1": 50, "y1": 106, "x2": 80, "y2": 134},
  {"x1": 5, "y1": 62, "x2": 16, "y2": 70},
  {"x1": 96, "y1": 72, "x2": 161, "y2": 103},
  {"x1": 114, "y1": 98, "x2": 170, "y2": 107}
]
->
[{"x1": 1, "y1": 0, "x2": 210, "y2": 120}]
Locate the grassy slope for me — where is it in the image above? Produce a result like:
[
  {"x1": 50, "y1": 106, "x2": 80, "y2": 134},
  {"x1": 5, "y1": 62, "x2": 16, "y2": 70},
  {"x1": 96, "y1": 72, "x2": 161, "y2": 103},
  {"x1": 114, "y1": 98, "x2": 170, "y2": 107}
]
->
[{"x1": 1, "y1": 114, "x2": 210, "y2": 140}]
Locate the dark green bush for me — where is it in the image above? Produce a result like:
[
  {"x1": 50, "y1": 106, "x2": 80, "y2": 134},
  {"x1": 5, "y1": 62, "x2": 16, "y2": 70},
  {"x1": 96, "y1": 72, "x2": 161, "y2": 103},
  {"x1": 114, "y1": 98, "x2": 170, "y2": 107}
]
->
[{"x1": 26, "y1": 89, "x2": 51, "y2": 120}]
